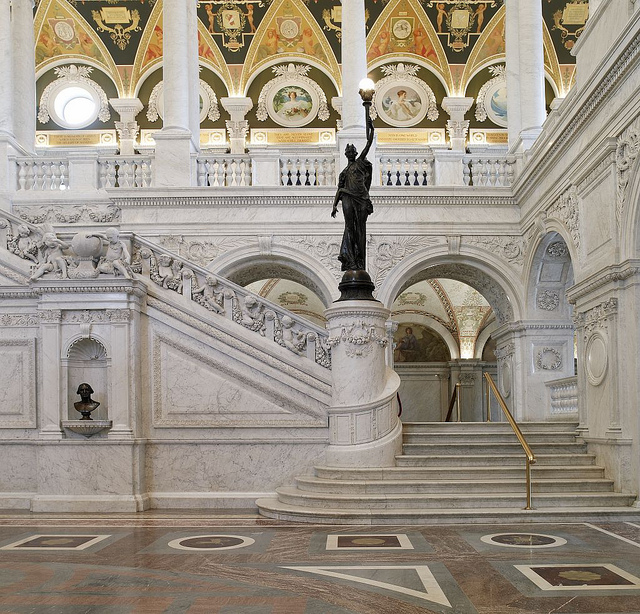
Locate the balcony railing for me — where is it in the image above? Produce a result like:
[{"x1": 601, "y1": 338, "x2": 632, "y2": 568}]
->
[{"x1": 12, "y1": 146, "x2": 515, "y2": 191}]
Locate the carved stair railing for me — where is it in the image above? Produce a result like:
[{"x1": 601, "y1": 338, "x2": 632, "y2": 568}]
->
[{"x1": 131, "y1": 236, "x2": 331, "y2": 370}]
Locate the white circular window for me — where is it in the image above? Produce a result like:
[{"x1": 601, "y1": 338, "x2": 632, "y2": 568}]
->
[{"x1": 49, "y1": 83, "x2": 100, "y2": 129}]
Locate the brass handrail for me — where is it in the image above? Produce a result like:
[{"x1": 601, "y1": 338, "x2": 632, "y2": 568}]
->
[
  {"x1": 445, "y1": 382, "x2": 461, "y2": 422},
  {"x1": 483, "y1": 372, "x2": 536, "y2": 510}
]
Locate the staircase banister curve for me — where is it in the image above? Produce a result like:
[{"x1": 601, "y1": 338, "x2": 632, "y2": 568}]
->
[{"x1": 131, "y1": 235, "x2": 331, "y2": 369}]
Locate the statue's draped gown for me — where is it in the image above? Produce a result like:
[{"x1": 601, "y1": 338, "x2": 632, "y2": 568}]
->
[{"x1": 337, "y1": 156, "x2": 373, "y2": 271}]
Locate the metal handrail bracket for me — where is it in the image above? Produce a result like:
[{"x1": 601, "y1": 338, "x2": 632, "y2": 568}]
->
[{"x1": 484, "y1": 372, "x2": 537, "y2": 510}]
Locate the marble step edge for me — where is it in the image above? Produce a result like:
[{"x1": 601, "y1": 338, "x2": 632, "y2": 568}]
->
[
  {"x1": 275, "y1": 487, "x2": 636, "y2": 509},
  {"x1": 255, "y1": 498, "x2": 640, "y2": 525},
  {"x1": 396, "y1": 454, "x2": 597, "y2": 466},
  {"x1": 314, "y1": 465, "x2": 605, "y2": 478},
  {"x1": 294, "y1": 479, "x2": 614, "y2": 495},
  {"x1": 402, "y1": 442, "x2": 586, "y2": 449},
  {"x1": 402, "y1": 422, "x2": 579, "y2": 431},
  {"x1": 402, "y1": 431, "x2": 576, "y2": 443}
]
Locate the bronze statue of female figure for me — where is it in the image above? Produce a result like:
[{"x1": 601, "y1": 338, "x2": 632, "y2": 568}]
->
[{"x1": 331, "y1": 111, "x2": 375, "y2": 272}]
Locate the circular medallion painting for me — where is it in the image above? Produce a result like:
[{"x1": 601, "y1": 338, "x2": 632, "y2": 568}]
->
[
  {"x1": 376, "y1": 82, "x2": 428, "y2": 127},
  {"x1": 267, "y1": 84, "x2": 317, "y2": 127},
  {"x1": 484, "y1": 81, "x2": 508, "y2": 127}
]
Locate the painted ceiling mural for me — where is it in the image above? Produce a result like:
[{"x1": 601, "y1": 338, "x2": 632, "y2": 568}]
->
[{"x1": 33, "y1": 0, "x2": 585, "y2": 134}]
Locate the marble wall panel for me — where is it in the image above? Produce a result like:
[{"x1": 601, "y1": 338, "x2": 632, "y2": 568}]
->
[
  {"x1": 0, "y1": 444, "x2": 37, "y2": 504},
  {"x1": 0, "y1": 338, "x2": 36, "y2": 428},
  {"x1": 145, "y1": 441, "x2": 326, "y2": 506}
]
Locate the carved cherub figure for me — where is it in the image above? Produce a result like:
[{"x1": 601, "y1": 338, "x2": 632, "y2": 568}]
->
[
  {"x1": 15, "y1": 225, "x2": 39, "y2": 263},
  {"x1": 193, "y1": 275, "x2": 225, "y2": 314},
  {"x1": 281, "y1": 315, "x2": 306, "y2": 355},
  {"x1": 240, "y1": 295, "x2": 265, "y2": 335},
  {"x1": 156, "y1": 254, "x2": 182, "y2": 291},
  {"x1": 30, "y1": 232, "x2": 69, "y2": 281},
  {"x1": 90, "y1": 227, "x2": 132, "y2": 279}
]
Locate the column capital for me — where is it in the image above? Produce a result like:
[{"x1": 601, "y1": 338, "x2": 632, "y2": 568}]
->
[
  {"x1": 220, "y1": 97, "x2": 253, "y2": 121},
  {"x1": 109, "y1": 98, "x2": 144, "y2": 120},
  {"x1": 441, "y1": 97, "x2": 474, "y2": 117}
]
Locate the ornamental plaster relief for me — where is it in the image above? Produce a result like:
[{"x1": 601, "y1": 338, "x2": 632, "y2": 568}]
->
[
  {"x1": 0, "y1": 314, "x2": 39, "y2": 327},
  {"x1": 547, "y1": 186, "x2": 581, "y2": 250},
  {"x1": 574, "y1": 297, "x2": 618, "y2": 339},
  {"x1": 535, "y1": 347, "x2": 563, "y2": 371},
  {"x1": 326, "y1": 321, "x2": 388, "y2": 359},
  {"x1": 616, "y1": 116, "x2": 640, "y2": 227},
  {"x1": 14, "y1": 205, "x2": 121, "y2": 225},
  {"x1": 536, "y1": 290, "x2": 560, "y2": 311},
  {"x1": 155, "y1": 235, "x2": 254, "y2": 268},
  {"x1": 465, "y1": 235, "x2": 526, "y2": 269},
  {"x1": 61, "y1": 309, "x2": 131, "y2": 324}
]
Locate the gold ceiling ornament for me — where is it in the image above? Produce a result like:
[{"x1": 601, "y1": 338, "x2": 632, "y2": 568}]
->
[
  {"x1": 551, "y1": 0, "x2": 589, "y2": 51},
  {"x1": 321, "y1": 5, "x2": 342, "y2": 42},
  {"x1": 92, "y1": 8, "x2": 142, "y2": 51}
]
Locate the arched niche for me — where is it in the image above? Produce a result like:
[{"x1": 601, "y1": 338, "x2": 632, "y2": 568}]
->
[{"x1": 64, "y1": 337, "x2": 110, "y2": 421}]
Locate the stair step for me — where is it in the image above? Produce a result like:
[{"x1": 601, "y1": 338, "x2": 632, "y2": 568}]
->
[
  {"x1": 403, "y1": 421, "x2": 579, "y2": 434},
  {"x1": 402, "y1": 442, "x2": 586, "y2": 455},
  {"x1": 403, "y1": 432, "x2": 577, "y2": 444},
  {"x1": 396, "y1": 453, "x2": 597, "y2": 466},
  {"x1": 255, "y1": 498, "x2": 640, "y2": 525},
  {"x1": 314, "y1": 465, "x2": 606, "y2": 481},
  {"x1": 275, "y1": 487, "x2": 636, "y2": 510},
  {"x1": 295, "y1": 476, "x2": 614, "y2": 494}
]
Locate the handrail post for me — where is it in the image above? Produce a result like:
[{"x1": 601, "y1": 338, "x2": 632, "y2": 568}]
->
[
  {"x1": 456, "y1": 382, "x2": 461, "y2": 422},
  {"x1": 485, "y1": 377, "x2": 491, "y2": 422},
  {"x1": 525, "y1": 457, "x2": 533, "y2": 510}
]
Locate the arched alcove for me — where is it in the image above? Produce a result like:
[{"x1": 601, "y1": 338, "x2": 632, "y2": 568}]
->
[{"x1": 64, "y1": 337, "x2": 110, "y2": 421}]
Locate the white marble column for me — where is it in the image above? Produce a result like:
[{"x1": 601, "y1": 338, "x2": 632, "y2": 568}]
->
[
  {"x1": 110, "y1": 98, "x2": 144, "y2": 156},
  {"x1": 108, "y1": 318, "x2": 134, "y2": 440},
  {"x1": 220, "y1": 97, "x2": 253, "y2": 154},
  {"x1": 153, "y1": 0, "x2": 199, "y2": 186},
  {"x1": 38, "y1": 311, "x2": 64, "y2": 440},
  {"x1": 0, "y1": 0, "x2": 14, "y2": 138},
  {"x1": 12, "y1": 0, "x2": 36, "y2": 154},
  {"x1": 506, "y1": 0, "x2": 545, "y2": 152},
  {"x1": 337, "y1": 0, "x2": 371, "y2": 169}
]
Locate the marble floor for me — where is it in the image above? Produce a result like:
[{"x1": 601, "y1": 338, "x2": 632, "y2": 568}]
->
[{"x1": 0, "y1": 512, "x2": 640, "y2": 613}]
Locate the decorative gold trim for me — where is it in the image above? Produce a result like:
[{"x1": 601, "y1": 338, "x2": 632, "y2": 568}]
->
[
  {"x1": 366, "y1": 0, "x2": 452, "y2": 95},
  {"x1": 35, "y1": 0, "x2": 123, "y2": 95},
  {"x1": 197, "y1": 20, "x2": 234, "y2": 97},
  {"x1": 131, "y1": 0, "x2": 163, "y2": 96},
  {"x1": 461, "y1": 4, "x2": 505, "y2": 95},
  {"x1": 543, "y1": 20, "x2": 563, "y2": 97},
  {"x1": 240, "y1": 0, "x2": 340, "y2": 95}
]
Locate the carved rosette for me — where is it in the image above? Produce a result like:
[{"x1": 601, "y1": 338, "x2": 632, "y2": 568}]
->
[{"x1": 537, "y1": 290, "x2": 560, "y2": 311}]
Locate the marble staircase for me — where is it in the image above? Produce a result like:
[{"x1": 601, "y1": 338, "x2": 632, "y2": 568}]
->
[{"x1": 256, "y1": 421, "x2": 639, "y2": 524}]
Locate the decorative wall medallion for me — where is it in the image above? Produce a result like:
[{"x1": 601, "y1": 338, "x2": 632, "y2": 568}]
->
[
  {"x1": 537, "y1": 290, "x2": 560, "y2": 311},
  {"x1": 147, "y1": 80, "x2": 220, "y2": 123},
  {"x1": 500, "y1": 362, "x2": 512, "y2": 398},
  {"x1": 547, "y1": 241, "x2": 569, "y2": 258},
  {"x1": 257, "y1": 65, "x2": 329, "y2": 128},
  {"x1": 49, "y1": 18, "x2": 77, "y2": 47},
  {"x1": 371, "y1": 64, "x2": 438, "y2": 127},
  {"x1": 475, "y1": 65, "x2": 507, "y2": 127},
  {"x1": 586, "y1": 332, "x2": 607, "y2": 386},
  {"x1": 535, "y1": 347, "x2": 562, "y2": 371}
]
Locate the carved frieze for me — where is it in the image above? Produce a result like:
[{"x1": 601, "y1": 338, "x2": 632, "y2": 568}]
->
[
  {"x1": 155, "y1": 235, "x2": 253, "y2": 268},
  {"x1": 327, "y1": 321, "x2": 388, "y2": 358},
  {"x1": 0, "y1": 314, "x2": 40, "y2": 327},
  {"x1": 616, "y1": 116, "x2": 640, "y2": 227},
  {"x1": 495, "y1": 342, "x2": 515, "y2": 361},
  {"x1": 574, "y1": 298, "x2": 618, "y2": 339},
  {"x1": 465, "y1": 235, "x2": 525, "y2": 268},
  {"x1": 547, "y1": 186, "x2": 580, "y2": 250},
  {"x1": 14, "y1": 204, "x2": 121, "y2": 225}
]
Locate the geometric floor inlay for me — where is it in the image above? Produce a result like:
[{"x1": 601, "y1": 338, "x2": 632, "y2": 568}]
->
[
  {"x1": 167, "y1": 534, "x2": 256, "y2": 551},
  {"x1": 515, "y1": 563, "x2": 640, "y2": 591},
  {"x1": 326, "y1": 534, "x2": 414, "y2": 550},
  {"x1": 281, "y1": 565, "x2": 452, "y2": 607},
  {"x1": 0, "y1": 534, "x2": 112, "y2": 551},
  {"x1": 481, "y1": 532, "x2": 567, "y2": 548}
]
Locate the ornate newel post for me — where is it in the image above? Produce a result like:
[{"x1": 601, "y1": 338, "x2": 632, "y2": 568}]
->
[{"x1": 325, "y1": 81, "x2": 402, "y2": 467}]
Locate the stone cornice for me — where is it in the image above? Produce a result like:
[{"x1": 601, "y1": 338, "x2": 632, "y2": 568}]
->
[
  {"x1": 30, "y1": 279, "x2": 148, "y2": 298},
  {"x1": 112, "y1": 193, "x2": 517, "y2": 209},
  {"x1": 567, "y1": 260, "x2": 640, "y2": 304}
]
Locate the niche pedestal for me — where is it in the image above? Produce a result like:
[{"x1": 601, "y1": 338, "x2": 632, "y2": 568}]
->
[{"x1": 324, "y1": 300, "x2": 402, "y2": 467}]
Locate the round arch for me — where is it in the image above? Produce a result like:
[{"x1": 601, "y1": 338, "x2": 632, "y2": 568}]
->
[
  {"x1": 391, "y1": 313, "x2": 459, "y2": 360},
  {"x1": 209, "y1": 244, "x2": 339, "y2": 307},
  {"x1": 620, "y1": 148, "x2": 640, "y2": 261},
  {"x1": 474, "y1": 319, "x2": 498, "y2": 359},
  {"x1": 378, "y1": 249, "x2": 523, "y2": 325}
]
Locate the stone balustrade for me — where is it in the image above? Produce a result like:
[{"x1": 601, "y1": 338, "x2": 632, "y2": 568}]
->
[
  {"x1": 545, "y1": 376, "x2": 578, "y2": 417},
  {"x1": 11, "y1": 146, "x2": 515, "y2": 191}
]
